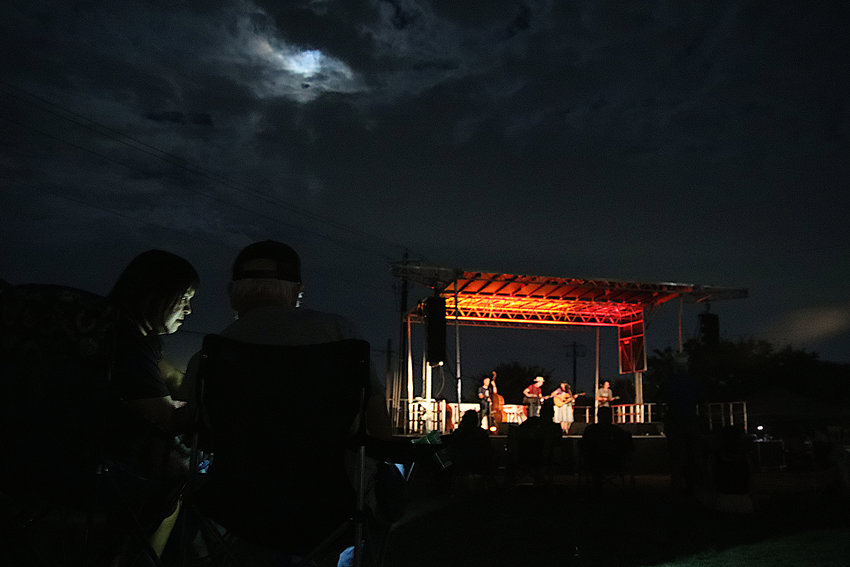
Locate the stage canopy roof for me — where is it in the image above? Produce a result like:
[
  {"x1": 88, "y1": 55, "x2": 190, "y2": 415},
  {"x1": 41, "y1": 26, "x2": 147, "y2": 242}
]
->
[{"x1": 393, "y1": 264, "x2": 748, "y2": 330}]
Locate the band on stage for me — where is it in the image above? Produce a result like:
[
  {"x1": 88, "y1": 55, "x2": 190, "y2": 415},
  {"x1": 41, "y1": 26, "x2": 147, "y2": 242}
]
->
[{"x1": 475, "y1": 373, "x2": 597, "y2": 434}]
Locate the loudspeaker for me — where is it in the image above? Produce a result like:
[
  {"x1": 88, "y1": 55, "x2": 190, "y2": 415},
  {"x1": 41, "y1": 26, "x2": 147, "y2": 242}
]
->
[
  {"x1": 568, "y1": 422, "x2": 588, "y2": 435},
  {"x1": 698, "y1": 312, "x2": 719, "y2": 345},
  {"x1": 424, "y1": 296, "x2": 446, "y2": 365}
]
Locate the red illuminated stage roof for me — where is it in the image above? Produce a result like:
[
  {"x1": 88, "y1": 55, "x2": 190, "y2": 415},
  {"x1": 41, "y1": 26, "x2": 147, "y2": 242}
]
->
[{"x1": 393, "y1": 265, "x2": 748, "y2": 330}]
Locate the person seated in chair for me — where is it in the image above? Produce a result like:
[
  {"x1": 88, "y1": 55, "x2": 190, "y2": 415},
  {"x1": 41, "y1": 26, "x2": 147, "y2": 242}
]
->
[
  {"x1": 441, "y1": 409, "x2": 495, "y2": 488},
  {"x1": 183, "y1": 240, "x2": 390, "y2": 440},
  {"x1": 580, "y1": 406, "x2": 634, "y2": 492},
  {"x1": 0, "y1": 252, "x2": 198, "y2": 565},
  {"x1": 107, "y1": 249, "x2": 199, "y2": 560},
  {"x1": 506, "y1": 403, "x2": 562, "y2": 487},
  {"x1": 182, "y1": 240, "x2": 398, "y2": 566}
]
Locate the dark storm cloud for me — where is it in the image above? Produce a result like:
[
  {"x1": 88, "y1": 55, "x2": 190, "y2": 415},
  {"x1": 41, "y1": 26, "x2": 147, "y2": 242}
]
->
[
  {"x1": 146, "y1": 112, "x2": 215, "y2": 127},
  {"x1": 254, "y1": 0, "x2": 849, "y2": 358}
]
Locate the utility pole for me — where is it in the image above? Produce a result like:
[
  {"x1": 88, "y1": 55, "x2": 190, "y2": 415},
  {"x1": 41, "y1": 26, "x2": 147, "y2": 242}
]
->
[
  {"x1": 565, "y1": 341, "x2": 587, "y2": 392},
  {"x1": 394, "y1": 252, "x2": 409, "y2": 431}
]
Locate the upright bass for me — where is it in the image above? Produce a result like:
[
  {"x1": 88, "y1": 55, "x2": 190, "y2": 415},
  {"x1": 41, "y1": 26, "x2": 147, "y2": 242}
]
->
[{"x1": 490, "y1": 371, "x2": 506, "y2": 430}]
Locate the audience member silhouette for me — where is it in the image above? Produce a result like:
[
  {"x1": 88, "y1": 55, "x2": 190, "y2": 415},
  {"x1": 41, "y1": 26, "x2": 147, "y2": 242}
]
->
[
  {"x1": 710, "y1": 424, "x2": 755, "y2": 512},
  {"x1": 0, "y1": 251, "x2": 197, "y2": 564},
  {"x1": 441, "y1": 409, "x2": 495, "y2": 487},
  {"x1": 107, "y1": 249, "x2": 199, "y2": 559},
  {"x1": 517, "y1": 403, "x2": 563, "y2": 440},
  {"x1": 181, "y1": 240, "x2": 390, "y2": 439},
  {"x1": 658, "y1": 352, "x2": 702, "y2": 496},
  {"x1": 507, "y1": 403, "x2": 563, "y2": 487},
  {"x1": 182, "y1": 240, "x2": 397, "y2": 566},
  {"x1": 580, "y1": 405, "x2": 634, "y2": 493}
]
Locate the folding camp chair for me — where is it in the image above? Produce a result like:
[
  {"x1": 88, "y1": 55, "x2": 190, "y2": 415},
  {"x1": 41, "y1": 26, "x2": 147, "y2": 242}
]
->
[
  {"x1": 0, "y1": 282, "x2": 163, "y2": 566},
  {"x1": 186, "y1": 334, "x2": 376, "y2": 567}
]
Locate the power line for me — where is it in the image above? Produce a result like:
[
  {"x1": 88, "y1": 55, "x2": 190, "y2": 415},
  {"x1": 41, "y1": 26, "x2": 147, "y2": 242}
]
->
[
  {"x1": 0, "y1": 106, "x2": 396, "y2": 263},
  {"x1": 1, "y1": 178, "x2": 385, "y2": 292},
  {"x1": 0, "y1": 110, "x2": 347, "y2": 249},
  {"x1": 0, "y1": 80, "x2": 381, "y2": 241}
]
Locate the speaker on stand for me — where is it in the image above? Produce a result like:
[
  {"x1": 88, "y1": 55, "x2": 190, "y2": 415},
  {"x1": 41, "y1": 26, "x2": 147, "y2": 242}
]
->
[{"x1": 424, "y1": 296, "x2": 446, "y2": 366}]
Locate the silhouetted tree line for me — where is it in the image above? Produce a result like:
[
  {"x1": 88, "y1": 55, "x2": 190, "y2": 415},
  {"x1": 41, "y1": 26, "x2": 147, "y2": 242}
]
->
[
  {"x1": 470, "y1": 339, "x2": 849, "y2": 409},
  {"x1": 644, "y1": 338, "x2": 850, "y2": 405}
]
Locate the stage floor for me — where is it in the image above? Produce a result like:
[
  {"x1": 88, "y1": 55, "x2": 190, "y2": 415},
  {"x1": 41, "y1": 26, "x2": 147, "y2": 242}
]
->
[{"x1": 396, "y1": 431, "x2": 671, "y2": 475}]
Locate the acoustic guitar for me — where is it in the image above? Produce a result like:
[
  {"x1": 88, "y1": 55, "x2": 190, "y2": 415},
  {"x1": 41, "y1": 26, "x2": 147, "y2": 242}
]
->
[{"x1": 553, "y1": 392, "x2": 585, "y2": 407}]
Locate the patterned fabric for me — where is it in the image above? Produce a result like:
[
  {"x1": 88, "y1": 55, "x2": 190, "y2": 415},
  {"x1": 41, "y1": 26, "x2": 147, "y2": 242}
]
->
[{"x1": 0, "y1": 282, "x2": 117, "y2": 387}]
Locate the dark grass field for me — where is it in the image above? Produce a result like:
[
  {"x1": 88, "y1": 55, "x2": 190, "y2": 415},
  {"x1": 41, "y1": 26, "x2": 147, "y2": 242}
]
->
[{"x1": 384, "y1": 464, "x2": 850, "y2": 567}]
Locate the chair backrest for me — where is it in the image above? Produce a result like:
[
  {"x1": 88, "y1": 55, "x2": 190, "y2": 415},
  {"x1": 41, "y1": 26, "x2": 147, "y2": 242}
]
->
[
  {"x1": 194, "y1": 334, "x2": 370, "y2": 552},
  {"x1": 0, "y1": 283, "x2": 117, "y2": 502}
]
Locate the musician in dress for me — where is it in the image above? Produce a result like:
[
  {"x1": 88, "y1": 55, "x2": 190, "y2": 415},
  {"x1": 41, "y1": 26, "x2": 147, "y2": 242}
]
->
[
  {"x1": 522, "y1": 376, "x2": 545, "y2": 418},
  {"x1": 551, "y1": 381, "x2": 577, "y2": 435},
  {"x1": 477, "y1": 372, "x2": 497, "y2": 428}
]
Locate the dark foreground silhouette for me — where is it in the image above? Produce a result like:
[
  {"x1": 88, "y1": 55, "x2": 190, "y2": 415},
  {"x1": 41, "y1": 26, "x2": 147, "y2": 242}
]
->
[{"x1": 385, "y1": 461, "x2": 850, "y2": 566}]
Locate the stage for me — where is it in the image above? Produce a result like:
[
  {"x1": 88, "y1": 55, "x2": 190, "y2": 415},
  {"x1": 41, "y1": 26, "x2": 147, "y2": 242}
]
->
[{"x1": 397, "y1": 428, "x2": 671, "y2": 476}]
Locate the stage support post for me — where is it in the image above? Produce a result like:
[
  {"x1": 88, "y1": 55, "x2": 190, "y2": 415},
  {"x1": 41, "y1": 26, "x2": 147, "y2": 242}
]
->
[
  {"x1": 424, "y1": 361, "x2": 433, "y2": 431},
  {"x1": 421, "y1": 350, "x2": 427, "y2": 403},
  {"x1": 678, "y1": 296, "x2": 684, "y2": 353},
  {"x1": 635, "y1": 370, "x2": 644, "y2": 422},
  {"x1": 406, "y1": 316, "x2": 413, "y2": 434},
  {"x1": 425, "y1": 356, "x2": 432, "y2": 401},
  {"x1": 454, "y1": 286, "x2": 462, "y2": 426},
  {"x1": 395, "y1": 253, "x2": 409, "y2": 433},
  {"x1": 594, "y1": 327, "x2": 600, "y2": 423},
  {"x1": 386, "y1": 337, "x2": 400, "y2": 431}
]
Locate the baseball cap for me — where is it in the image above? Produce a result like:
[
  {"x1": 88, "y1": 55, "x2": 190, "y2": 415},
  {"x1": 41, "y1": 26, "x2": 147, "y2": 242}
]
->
[{"x1": 232, "y1": 240, "x2": 301, "y2": 282}]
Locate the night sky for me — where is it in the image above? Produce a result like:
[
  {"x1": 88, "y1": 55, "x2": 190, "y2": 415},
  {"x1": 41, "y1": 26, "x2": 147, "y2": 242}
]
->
[{"x1": 2, "y1": 1, "x2": 848, "y2": 399}]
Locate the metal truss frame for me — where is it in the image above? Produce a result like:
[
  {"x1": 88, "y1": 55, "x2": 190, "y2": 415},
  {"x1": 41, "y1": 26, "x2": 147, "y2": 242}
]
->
[
  {"x1": 394, "y1": 264, "x2": 747, "y2": 375},
  {"x1": 444, "y1": 294, "x2": 646, "y2": 328},
  {"x1": 396, "y1": 266, "x2": 747, "y2": 329}
]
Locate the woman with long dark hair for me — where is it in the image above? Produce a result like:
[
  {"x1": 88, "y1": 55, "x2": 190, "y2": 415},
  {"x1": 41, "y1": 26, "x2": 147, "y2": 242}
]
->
[
  {"x1": 109, "y1": 249, "x2": 198, "y2": 432},
  {"x1": 108, "y1": 249, "x2": 199, "y2": 559},
  {"x1": 552, "y1": 381, "x2": 576, "y2": 435}
]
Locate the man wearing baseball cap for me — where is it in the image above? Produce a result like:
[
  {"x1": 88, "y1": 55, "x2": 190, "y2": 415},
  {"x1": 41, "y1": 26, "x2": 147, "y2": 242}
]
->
[
  {"x1": 181, "y1": 240, "x2": 395, "y2": 565},
  {"x1": 221, "y1": 239, "x2": 390, "y2": 436}
]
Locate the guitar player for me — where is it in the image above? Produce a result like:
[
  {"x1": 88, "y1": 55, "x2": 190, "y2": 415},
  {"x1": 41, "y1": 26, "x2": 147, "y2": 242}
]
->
[
  {"x1": 522, "y1": 376, "x2": 546, "y2": 417},
  {"x1": 551, "y1": 381, "x2": 584, "y2": 435},
  {"x1": 596, "y1": 380, "x2": 618, "y2": 407}
]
